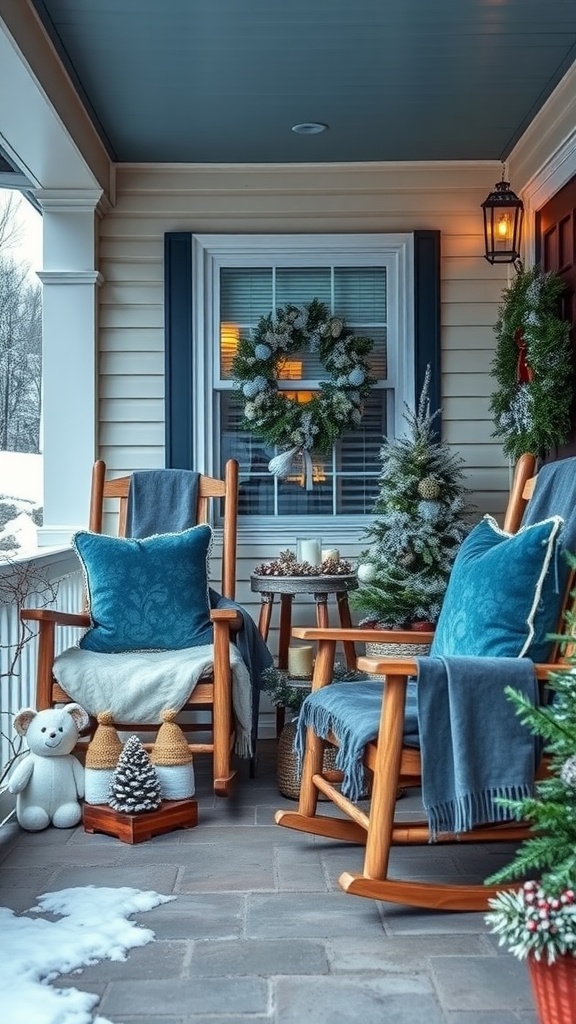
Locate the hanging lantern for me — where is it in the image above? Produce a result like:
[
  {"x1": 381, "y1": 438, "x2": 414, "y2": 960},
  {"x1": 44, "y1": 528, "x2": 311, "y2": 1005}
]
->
[{"x1": 481, "y1": 172, "x2": 524, "y2": 265}]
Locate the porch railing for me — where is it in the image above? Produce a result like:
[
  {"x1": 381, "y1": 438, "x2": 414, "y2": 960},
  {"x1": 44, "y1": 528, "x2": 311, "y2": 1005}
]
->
[{"x1": 0, "y1": 547, "x2": 83, "y2": 788}]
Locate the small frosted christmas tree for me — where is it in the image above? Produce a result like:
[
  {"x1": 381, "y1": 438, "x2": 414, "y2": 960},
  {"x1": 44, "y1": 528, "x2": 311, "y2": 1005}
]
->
[
  {"x1": 108, "y1": 735, "x2": 162, "y2": 814},
  {"x1": 351, "y1": 368, "x2": 472, "y2": 627}
]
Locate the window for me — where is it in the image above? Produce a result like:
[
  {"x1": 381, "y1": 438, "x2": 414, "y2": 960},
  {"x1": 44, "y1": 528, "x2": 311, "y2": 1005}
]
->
[{"x1": 190, "y1": 234, "x2": 415, "y2": 527}]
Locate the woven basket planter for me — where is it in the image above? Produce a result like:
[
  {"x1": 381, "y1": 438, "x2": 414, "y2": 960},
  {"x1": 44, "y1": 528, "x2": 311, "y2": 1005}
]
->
[
  {"x1": 364, "y1": 638, "x2": 432, "y2": 680},
  {"x1": 277, "y1": 718, "x2": 339, "y2": 800},
  {"x1": 527, "y1": 954, "x2": 576, "y2": 1024}
]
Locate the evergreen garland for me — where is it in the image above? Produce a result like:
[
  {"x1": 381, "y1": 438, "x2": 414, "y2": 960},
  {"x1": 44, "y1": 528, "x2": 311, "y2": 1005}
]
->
[
  {"x1": 485, "y1": 568, "x2": 576, "y2": 961},
  {"x1": 108, "y1": 735, "x2": 162, "y2": 814},
  {"x1": 231, "y1": 298, "x2": 375, "y2": 486},
  {"x1": 490, "y1": 266, "x2": 572, "y2": 460},
  {"x1": 350, "y1": 368, "x2": 473, "y2": 627}
]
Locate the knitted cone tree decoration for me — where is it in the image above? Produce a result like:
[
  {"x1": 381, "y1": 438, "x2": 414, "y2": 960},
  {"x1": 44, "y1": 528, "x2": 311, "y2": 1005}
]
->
[
  {"x1": 108, "y1": 735, "x2": 162, "y2": 814},
  {"x1": 150, "y1": 709, "x2": 195, "y2": 800},
  {"x1": 351, "y1": 367, "x2": 472, "y2": 627},
  {"x1": 84, "y1": 711, "x2": 123, "y2": 805}
]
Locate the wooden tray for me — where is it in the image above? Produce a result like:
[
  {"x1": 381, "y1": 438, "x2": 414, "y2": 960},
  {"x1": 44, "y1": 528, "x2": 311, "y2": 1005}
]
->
[{"x1": 83, "y1": 798, "x2": 198, "y2": 844}]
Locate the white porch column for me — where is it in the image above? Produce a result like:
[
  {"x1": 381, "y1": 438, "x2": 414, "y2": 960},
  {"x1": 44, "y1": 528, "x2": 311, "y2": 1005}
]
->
[{"x1": 35, "y1": 189, "x2": 104, "y2": 547}]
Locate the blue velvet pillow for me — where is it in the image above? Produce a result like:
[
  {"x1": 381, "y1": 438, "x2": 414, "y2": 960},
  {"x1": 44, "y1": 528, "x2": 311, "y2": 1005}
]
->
[
  {"x1": 74, "y1": 525, "x2": 214, "y2": 653},
  {"x1": 430, "y1": 514, "x2": 564, "y2": 661}
]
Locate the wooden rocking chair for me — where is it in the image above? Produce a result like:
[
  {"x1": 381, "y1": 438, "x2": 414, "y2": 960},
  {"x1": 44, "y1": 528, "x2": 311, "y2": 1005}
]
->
[
  {"x1": 275, "y1": 454, "x2": 576, "y2": 909},
  {"x1": 21, "y1": 459, "x2": 244, "y2": 797}
]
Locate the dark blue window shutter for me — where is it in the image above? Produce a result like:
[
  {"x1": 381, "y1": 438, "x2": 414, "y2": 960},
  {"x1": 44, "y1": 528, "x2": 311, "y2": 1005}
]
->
[
  {"x1": 414, "y1": 230, "x2": 441, "y2": 433},
  {"x1": 164, "y1": 232, "x2": 193, "y2": 468}
]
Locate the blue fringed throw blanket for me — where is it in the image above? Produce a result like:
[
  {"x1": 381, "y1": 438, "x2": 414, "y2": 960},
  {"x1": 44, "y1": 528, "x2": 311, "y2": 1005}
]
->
[
  {"x1": 126, "y1": 469, "x2": 200, "y2": 538},
  {"x1": 415, "y1": 656, "x2": 538, "y2": 838},
  {"x1": 522, "y1": 455, "x2": 576, "y2": 557},
  {"x1": 295, "y1": 656, "x2": 538, "y2": 837}
]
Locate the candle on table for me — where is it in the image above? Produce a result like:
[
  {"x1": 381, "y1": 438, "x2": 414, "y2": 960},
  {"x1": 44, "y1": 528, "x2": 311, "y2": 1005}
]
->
[
  {"x1": 296, "y1": 537, "x2": 322, "y2": 565},
  {"x1": 288, "y1": 645, "x2": 314, "y2": 679},
  {"x1": 322, "y1": 548, "x2": 340, "y2": 563}
]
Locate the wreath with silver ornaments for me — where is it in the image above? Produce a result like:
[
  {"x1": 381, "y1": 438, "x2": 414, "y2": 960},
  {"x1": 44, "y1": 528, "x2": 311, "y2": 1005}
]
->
[
  {"x1": 490, "y1": 265, "x2": 572, "y2": 460},
  {"x1": 231, "y1": 298, "x2": 375, "y2": 489}
]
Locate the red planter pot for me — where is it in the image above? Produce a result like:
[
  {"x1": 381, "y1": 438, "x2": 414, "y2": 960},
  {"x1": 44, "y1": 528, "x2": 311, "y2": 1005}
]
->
[{"x1": 527, "y1": 953, "x2": 576, "y2": 1024}]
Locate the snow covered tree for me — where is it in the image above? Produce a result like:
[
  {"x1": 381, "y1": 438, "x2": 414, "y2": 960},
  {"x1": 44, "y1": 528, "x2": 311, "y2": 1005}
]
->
[
  {"x1": 108, "y1": 735, "x2": 162, "y2": 814},
  {"x1": 351, "y1": 368, "x2": 472, "y2": 627}
]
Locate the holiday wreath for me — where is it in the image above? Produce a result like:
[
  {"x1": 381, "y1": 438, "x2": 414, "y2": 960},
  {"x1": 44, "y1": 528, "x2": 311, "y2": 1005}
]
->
[
  {"x1": 490, "y1": 265, "x2": 573, "y2": 460},
  {"x1": 231, "y1": 298, "x2": 375, "y2": 489}
]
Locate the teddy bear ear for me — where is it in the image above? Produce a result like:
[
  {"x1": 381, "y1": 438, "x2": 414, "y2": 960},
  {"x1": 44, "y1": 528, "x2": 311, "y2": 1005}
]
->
[
  {"x1": 13, "y1": 708, "x2": 37, "y2": 736},
  {"x1": 65, "y1": 703, "x2": 90, "y2": 732}
]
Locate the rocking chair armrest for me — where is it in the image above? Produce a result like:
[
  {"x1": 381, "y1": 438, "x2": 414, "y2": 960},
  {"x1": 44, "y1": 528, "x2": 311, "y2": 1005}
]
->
[
  {"x1": 292, "y1": 626, "x2": 435, "y2": 644},
  {"x1": 20, "y1": 608, "x2": 91, "y2": 628},
  {"x1": 210, "y1": 608, "x2": 243, "y2": 633},
  {"x1": 357, "y1": 655, "x2": 419, "y2": 676},
  {"x1": 357, "y1": 655, "x2": 559, "y2": 685}
]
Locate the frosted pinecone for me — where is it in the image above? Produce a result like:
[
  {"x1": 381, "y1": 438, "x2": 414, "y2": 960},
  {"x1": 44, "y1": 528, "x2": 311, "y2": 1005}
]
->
[
  {"x1": 108, "y1": 735, "x2": 162, "y2": 814},
  {"x1": 418, "y1": 476, "x2": 441, "y2": 499}
]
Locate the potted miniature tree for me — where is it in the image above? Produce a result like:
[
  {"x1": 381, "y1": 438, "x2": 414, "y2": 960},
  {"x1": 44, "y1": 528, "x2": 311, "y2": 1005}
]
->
[
  {"x1": 485, "y1": 579, "x2": 576, "y2": 1024},
  {"x1": 351, "y1": 367, "x2": 472, "y2": 656}
]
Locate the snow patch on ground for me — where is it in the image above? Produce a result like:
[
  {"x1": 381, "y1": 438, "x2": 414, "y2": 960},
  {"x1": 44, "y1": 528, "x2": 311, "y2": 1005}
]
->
[{"x1": 0, "y1": 885, "x2": 175, "y2": 1024}]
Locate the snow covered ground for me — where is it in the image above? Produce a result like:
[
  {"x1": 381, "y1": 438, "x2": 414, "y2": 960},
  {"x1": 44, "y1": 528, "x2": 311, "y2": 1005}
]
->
[
  {"x1": 0, "y1": 885, "x2": 174, "y2": 1024},
  {"x1": 0, "y1": 451, "x2": 43, "y2": 552}
]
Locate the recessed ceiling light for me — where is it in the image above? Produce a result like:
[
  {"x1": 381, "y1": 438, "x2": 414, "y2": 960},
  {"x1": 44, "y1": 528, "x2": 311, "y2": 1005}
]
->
[{"x1": 291, "y1": 123, "x2": 328, "y2": 135}]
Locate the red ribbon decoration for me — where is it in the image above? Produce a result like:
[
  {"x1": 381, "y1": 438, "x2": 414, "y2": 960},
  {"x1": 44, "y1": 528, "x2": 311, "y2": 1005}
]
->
[{"x1": 515, "y1": 327, "x2": 533, "y2": 383}]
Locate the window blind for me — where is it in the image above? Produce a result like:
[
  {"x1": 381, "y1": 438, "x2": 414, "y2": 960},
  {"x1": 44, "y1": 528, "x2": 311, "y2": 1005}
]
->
[{"x1": 217, "y1": 263, "x2": 391, "y2": 517}]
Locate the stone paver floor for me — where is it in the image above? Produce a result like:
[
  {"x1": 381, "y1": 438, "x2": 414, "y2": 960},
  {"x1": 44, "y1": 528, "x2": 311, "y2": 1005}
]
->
[{"x1": 0, "y1": 741, "x2": 539, "y2": 1024}]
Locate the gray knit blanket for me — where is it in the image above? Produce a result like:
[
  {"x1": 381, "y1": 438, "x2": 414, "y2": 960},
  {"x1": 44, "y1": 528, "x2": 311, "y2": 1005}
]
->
[
  {"x1": 53, "y1": 642, "x2": 254, "y2": 757},
  {"x1": 295, "y1": 656, "x2": 538, "y2": 837}
]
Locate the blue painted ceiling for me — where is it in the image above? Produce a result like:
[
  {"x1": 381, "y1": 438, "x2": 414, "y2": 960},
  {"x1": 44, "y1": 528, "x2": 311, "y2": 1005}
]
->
[{"x1": 30, "y1": 0, "x2": 576, "y2": 164}]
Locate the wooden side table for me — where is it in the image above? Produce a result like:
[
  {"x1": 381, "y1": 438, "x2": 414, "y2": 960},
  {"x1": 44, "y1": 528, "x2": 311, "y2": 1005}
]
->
[{"x1": 250, "y1": 572, "x2": 358, "y2": 735}]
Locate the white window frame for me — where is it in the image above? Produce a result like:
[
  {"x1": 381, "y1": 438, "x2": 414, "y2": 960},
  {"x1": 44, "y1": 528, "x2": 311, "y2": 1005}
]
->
[{"x1": 191, "y1": 233, "x2": 415, "y2": 542}]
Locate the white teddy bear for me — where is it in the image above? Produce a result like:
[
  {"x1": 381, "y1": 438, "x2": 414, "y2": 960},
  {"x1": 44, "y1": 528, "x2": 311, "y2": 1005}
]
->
[{"x1": 8, "y1": 703, "x2": 89, "y2": 831}]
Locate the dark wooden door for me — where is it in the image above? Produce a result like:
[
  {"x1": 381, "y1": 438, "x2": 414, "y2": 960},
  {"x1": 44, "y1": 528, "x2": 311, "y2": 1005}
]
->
[{"x1": 536, "y1": 174, "x2": 576, "y2": 457}]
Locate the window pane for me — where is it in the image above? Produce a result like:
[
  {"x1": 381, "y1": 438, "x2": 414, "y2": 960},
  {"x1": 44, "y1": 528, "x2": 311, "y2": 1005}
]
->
[
  {"x1": 220, "y1": 266, "x2": 387, "y2": 382},
  {"x1": 217, "y1": 259, "x2": 390, "y2": 519},
  {"x1": 219, "y1": 392, "x2": 385, "y2": 517},
  {"x1": 276, "y1": 268, "x2": 331, "y2": 307},
  {"x1": 334, "y1": 267, "x2": 386, "y2": 321},
  {"x1": 220, "y1": 268, "x2": 272, "y2": 320}
]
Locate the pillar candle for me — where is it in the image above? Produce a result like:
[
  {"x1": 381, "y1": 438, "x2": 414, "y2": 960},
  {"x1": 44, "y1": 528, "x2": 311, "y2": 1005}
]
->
[
  {"x1": 322, "y1": 548, "x2": 340, "y2": 563},
  {"x1": 288, "y1": 645, "x2": 314, "y2": 679},
  {"x1": 296, "y1": 537, "x2": 322, "y2": 565}
]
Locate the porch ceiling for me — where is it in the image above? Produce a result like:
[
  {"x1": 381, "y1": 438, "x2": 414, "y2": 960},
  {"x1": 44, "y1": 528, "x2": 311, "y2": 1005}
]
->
[{"x1": 28, "y1": 0, "x2": 576, "y2": 166}]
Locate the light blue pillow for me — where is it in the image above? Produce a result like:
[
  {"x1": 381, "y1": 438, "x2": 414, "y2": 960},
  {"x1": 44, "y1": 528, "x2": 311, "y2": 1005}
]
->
[
  {"x1": 430, "y1": 514, "x2": 564, "y2": 661},
  {"x1": 74, "y1": 525, "x2": 214, "y2": 653}
]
